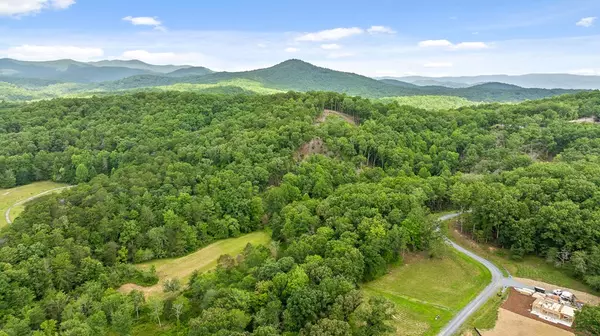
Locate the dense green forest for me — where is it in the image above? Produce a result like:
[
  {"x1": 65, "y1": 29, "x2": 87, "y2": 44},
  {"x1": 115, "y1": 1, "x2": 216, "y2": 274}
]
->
[{"x1": 1, "y1": 90, "x2": 600, "y2": 335}]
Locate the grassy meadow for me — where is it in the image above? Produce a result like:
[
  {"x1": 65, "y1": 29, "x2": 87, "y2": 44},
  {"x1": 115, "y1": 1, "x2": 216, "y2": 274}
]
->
[
  {"x1": 0, "y1": 181, "x2": 69, "y2": 228},
  {"x1": 363, "y1": 248, "x2": 491, "y2": 336},
  {"x1": 137, "y1": 231, "x2": 271, "y2": 283}
]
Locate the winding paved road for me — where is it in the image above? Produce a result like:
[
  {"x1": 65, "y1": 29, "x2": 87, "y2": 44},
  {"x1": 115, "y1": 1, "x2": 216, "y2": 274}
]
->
[
  {"x1": 4, "y1": 186, "x2": 73, "y2": 225},
  {"x1": 437, "y1": 213, "x2": 532, "y2": 336}
]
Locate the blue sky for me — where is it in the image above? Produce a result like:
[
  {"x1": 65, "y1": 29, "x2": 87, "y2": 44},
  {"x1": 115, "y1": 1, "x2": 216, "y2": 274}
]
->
[{"x1": 0, "y1": 0, "x2": 599, "y2": 76}]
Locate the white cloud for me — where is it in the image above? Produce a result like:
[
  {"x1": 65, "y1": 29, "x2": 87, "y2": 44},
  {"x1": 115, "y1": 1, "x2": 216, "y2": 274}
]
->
[
  {"x1": 123, "y1": 16, "x2": 163, "y2": 30},
  {"x1": 453, "y1": 42, "x2": 489, "y2": 50},
  {"x1": 367, "y1": 26, "x2": 396, "y2": 34},
  {"x1": 0, "y1": 0, "x2": 75, "y2": 16},
  {"x1": 296, "y1": 27, "x2": 363, "y2": 42},
  {"x1": 257, "y1": 43, "x2": 267, "y2": 48},
  {"x1": 5, "y1": 44, "x2": 103, "y2": 61},
  {"x1": 418, "y1": 39, "x2": 453, "y2": 48},
  {"x1": 284, "y1": 47, "x2": 298, "y2": 53},
  {"x1": 576, "y1": 17, "x2": 597, "y2": 27},
  {"x1": 51, "y1": 0, "x2": 74, "y2": 9},
  {"x1": 418, "y1": 40, "x2": 489, "y2": 50},
  {"x1": 3, "y1": 24, "x2": 600, "y2": 77},
  {"x1": 327, "y1": 52, "x2": 355, "y2": 59},
  {"x1": 423, "y1": 62, "x2": 453, "y2": 68},
  {"x1": 321, "y1": 43, "x2": 341, "y2": 50},
  {"x1": 120, "y1": 50, "x2": 202, "y2": 65}
]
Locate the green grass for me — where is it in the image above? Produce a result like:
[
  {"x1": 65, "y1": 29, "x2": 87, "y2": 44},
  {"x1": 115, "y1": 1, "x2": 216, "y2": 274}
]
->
[
  {"x1": 363, "y1": 248, "x2": 491, "y2": 336},
  {"x1": 0, "y1": 181, "x2": 69, "y2": 228},
  {"x1": 446, "y1": 217, "x2": 599, "y2": 295},
  {"x1": 455, "y1": 290, "x2": 507, "y2": 335},
  {"x1": 137, "y1": 231, "x2": 271, "y2": 284}
]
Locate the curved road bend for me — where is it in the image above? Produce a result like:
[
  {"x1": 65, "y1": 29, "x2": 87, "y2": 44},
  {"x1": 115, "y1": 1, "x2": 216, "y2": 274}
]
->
[
  {"x1": 437, "y1": 213, "x2": 532, "y2": 336},
  {"x1": 4, "y1": 186, "x2": 73, "y2": 225}
]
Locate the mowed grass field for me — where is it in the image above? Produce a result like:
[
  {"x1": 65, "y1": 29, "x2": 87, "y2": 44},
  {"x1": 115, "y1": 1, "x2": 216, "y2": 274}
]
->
[
  {"x1": 137, "y1": 231, "x2": 271, "y2": 282},
  {"x1": 0, "y1": 181, "x2": 69, "y2": 228},
  {"x1": 363, "y1": 248, "x2": 491, "y2": 336},
  {"x1": 446, "y1": 217, "x2": 599, "y2": 295},
  {"x1": 120, "y1": 231, "x2": 272, "y2": 297}
]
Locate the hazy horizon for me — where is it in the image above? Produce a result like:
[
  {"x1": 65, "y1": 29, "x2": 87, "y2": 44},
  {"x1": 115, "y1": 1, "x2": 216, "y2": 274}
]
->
[
  {"x1": 0, "y1": 0, "x2": 599, "y2": 77},
  {"x1": 4, "y1": 57, "x2": 600, "y2": 79}
]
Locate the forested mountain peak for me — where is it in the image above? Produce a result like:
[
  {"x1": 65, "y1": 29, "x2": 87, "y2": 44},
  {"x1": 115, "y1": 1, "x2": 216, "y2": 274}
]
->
[
  {"x1": 166, "y1": 66, "x2": 214, "y2": 77},
  {"x1": 270, "y1": 58, "x2": 323, "y2": 70}
]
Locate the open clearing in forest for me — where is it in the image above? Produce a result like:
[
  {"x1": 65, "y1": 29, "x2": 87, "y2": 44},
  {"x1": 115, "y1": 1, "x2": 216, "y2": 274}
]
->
[
  {"x1": 119, "y1": 231, "x2": 271, "y2": 297},
  {"x1": 296, "y1": 109, "x2": 357, "y2": 161},
  {"x1": 363, "y1": 248, "x2": 491, "y2": 336},
  {"x1": 316, "y1": 109, "x2": 358, "y2": 125},
  {"x1": 0, "y1": 181, "x2": 69, "y2": 228},
  {"x1": 446, "y1": 217, "x2": 599, "y2": 295}
]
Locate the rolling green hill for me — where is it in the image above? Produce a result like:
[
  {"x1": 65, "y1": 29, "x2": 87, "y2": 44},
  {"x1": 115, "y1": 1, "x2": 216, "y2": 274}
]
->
[
  {"x1": 0, "y1": 58, "x2": 586, "y2": 102},
  {"x1": 96, "y1": 60, "x2": 582, "y2": 101},
  {"x1": 0, "y1": 58, "x2": 202, "y2": 83},
  {"x1": 0, "y1": 58, "x2": 155, "y2": 82}
]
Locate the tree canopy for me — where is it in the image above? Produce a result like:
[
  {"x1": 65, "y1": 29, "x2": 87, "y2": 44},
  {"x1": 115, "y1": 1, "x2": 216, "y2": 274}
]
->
[{"x1": 2, "y1": 90, "x2": 600, "y2": 334}]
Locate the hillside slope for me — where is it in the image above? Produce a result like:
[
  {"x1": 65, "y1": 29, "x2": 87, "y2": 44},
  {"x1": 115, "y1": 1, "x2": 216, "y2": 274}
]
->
[{"x1": 99, "y1": 60, "x2": 581, "y2": 101}]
